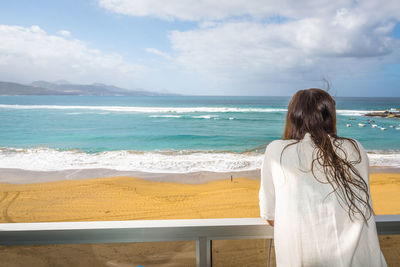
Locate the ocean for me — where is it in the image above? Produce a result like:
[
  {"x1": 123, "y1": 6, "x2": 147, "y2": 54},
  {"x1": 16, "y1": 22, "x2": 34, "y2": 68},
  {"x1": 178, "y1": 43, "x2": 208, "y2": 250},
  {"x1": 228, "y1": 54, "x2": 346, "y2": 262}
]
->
[{"x1": 0, "y1": 95, "x2": 399, "y2": 173}]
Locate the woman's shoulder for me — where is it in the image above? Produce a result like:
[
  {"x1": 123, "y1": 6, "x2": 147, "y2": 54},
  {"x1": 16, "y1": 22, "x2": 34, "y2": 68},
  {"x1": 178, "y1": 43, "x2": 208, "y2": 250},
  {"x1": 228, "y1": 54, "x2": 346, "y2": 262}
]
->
[
  {"x1": 334, "y1": 136, "x2": 366, "y2": 152},
  {"x1": 335, "y1": 137, "x2": 368, "y2": 161},
  {"x1": 264, "y1": 136, "x2": 367, "y2": 155},
  {"x1": 264, "y1": 139, "x2": 295, "y2": 156}
]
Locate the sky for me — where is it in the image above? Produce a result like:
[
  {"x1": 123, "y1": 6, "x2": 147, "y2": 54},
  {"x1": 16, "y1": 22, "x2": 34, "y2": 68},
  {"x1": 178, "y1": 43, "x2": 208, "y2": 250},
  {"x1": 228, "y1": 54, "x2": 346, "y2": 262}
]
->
[{"x1": 0, "y1": 0, "x2": 399, "y2": 96}]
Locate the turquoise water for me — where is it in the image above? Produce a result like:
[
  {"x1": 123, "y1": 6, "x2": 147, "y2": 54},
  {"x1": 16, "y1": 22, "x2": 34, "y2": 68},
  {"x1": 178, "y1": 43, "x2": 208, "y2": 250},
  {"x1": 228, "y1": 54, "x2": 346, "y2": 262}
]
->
[{"x1": 0, "y1": 96, "x2": 399, "y2": 172}]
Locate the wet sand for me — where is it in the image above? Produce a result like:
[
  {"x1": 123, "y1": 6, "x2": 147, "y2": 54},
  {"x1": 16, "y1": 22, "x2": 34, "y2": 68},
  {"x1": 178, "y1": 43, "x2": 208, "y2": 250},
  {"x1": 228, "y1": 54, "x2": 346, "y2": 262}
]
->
[
  {"x1": 0, "y1": 168, "x2": 261, "y2": 184},
  {"x1": 0, "y1": 166, "x2": 398, "y2": 184},
  {"x1": 0, "y1": 171, "x2": 399, "y2": 266}
]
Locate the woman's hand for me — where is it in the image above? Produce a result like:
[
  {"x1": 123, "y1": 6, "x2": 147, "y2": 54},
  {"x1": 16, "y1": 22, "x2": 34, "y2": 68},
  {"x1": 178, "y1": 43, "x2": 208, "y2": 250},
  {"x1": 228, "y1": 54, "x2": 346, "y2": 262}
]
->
[{"x1": 266, "y1": 220, "x2": 274, "y2": 226}]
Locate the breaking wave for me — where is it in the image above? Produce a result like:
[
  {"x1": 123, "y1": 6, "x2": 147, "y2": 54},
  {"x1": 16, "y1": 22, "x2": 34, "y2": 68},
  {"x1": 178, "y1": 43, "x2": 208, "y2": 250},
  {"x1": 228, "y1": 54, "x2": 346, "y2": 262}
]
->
[
  {"x1": 0, "y1": 104, "x2": 379, "y2": 117},
  {"x1": 0, "y1": 147, "x2": 398, "y2": 173}
]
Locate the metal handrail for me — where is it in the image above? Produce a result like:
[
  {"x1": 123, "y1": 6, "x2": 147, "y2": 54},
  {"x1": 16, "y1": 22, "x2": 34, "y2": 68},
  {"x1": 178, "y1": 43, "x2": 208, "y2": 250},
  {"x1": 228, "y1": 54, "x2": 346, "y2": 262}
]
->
[{"x1": 0, "y1": 215, "x2": 399, "y2": 267}]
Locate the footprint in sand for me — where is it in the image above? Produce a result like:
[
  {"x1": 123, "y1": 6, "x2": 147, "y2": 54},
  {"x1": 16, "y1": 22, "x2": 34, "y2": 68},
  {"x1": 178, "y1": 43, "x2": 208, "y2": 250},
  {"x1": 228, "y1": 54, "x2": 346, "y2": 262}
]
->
[{"x1": 0, "y1": 191, "x2": 20, "y2": 223}]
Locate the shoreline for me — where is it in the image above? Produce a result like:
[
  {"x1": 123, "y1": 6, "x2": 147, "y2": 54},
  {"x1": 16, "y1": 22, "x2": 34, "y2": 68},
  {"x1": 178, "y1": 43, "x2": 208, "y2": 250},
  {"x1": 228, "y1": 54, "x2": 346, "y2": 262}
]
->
[
  {"x1": 0, "y1": 168, "x2": 261, "y2": 184},
  {"x1": 0, "y1": 166, "x2": 399, "y2": 185},
  {"x1": 1, "y1": 148, "x2": 399, "y2": 175}
]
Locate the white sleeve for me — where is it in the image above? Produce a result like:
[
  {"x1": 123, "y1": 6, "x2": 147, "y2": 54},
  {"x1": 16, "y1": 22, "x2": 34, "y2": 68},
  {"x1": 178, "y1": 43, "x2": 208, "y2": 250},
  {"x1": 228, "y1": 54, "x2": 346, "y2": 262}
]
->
[{"x1": 259, "y1": 144, "x2": 276, "y2": 220}]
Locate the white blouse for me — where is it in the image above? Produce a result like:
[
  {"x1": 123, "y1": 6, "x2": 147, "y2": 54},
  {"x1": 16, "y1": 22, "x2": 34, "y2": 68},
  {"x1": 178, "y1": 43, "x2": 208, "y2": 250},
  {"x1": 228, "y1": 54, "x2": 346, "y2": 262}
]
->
[{"x1": 259, "y1": 133, "x2": 387, "y2": 267}]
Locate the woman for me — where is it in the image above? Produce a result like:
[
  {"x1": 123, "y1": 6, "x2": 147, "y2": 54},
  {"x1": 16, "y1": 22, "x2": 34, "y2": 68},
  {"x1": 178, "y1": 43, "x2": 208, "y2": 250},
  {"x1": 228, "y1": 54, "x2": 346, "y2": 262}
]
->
[{"x1": 259, "y1": 89, "x2": 387, "y2": 266}]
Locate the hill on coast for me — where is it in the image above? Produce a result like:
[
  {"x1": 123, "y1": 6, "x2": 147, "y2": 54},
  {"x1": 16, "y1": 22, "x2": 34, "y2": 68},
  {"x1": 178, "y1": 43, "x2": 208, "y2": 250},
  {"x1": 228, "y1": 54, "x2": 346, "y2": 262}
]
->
[{"x1": 0, "y1": 81, "x2": 177, "y2": 96}]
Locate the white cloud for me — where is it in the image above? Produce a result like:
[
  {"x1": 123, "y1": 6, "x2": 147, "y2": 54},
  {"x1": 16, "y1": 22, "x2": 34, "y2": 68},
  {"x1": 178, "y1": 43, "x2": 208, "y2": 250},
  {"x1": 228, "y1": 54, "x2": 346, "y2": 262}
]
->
[
  {"x1": 145, "y1": 48, "x2": 172, "y2": 59},
  {"x1": 99, "y1": 0, "x2": 352, "y2": 21},
  {"x1": 0, "y1": 25, "x2": 146, "y2": 86},
  {"x1": 98, "y1": 0, "x2": 400, "y2": 22},
  {"x1": 169, "y1": 18, "x2": 398, "y2": 83},
  {"x1": 99, "y1": 0, "x2": 400, "y2": 94},
  {"x1": 58, "y1": 30, "x2": 71, "y2": 37},
  {"x1": 2, "y1": 2, "x2": 394, "y2": 95}
]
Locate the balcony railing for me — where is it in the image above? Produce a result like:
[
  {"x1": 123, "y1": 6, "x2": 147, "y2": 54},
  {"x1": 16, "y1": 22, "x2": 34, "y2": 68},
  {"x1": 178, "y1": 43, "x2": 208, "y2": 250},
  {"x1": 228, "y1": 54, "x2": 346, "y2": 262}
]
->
[{"x1": 1, "y1": 215, "x2": 399, "y2": 267}]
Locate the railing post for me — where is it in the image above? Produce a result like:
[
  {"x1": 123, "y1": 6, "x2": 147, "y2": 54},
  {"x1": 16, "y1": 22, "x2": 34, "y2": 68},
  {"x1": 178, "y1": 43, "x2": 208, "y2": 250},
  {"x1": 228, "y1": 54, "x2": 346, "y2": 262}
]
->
[{"x1": 196, "y1": 236, "x2": 212, "y2": 267}]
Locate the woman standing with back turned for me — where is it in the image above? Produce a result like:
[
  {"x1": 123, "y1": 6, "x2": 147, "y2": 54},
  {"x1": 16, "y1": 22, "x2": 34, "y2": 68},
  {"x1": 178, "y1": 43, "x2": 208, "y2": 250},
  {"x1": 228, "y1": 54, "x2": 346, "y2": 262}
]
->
[{"x1": 259, "y1": 89, "x2": 387, "y2": 266}]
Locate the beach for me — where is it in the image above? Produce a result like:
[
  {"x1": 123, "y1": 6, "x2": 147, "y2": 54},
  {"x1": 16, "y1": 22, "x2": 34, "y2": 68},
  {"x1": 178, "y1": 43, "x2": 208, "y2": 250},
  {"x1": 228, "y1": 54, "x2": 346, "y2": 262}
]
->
[
  {"x1": 0, "y1": 95, "x2": 399, "y2": 266},
  {"x1": 0, "y1": 168, "x2": 399, "y2": 266}
]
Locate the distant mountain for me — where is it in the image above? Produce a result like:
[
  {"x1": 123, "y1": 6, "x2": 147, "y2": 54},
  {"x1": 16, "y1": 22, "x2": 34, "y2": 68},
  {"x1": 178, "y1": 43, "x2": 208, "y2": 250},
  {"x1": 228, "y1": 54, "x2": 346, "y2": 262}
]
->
[
  {"x1": 30, "y1": 81, "x2": 176, "y2": 96},
  {"x1": 0, "y1": 80, "x2": 177, "y2": 96},
  {"x1": 0, "y1": 81, "x2": 65, "y2": 95}
]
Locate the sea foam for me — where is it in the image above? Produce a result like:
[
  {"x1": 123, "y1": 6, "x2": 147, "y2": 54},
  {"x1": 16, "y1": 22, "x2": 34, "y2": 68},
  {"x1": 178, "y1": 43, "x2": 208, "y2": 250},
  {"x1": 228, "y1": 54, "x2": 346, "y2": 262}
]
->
[
  {"x1": 367, "y1": 152, "x2": 400, "y2": 168},
  {"x1": 0, "y1": 147, "x2": 263, "y2": 173},
  {"x1": 0, "y1": 104, "x2": 379, "y2": 116},
  {"x1": 0, "y1": 104, "x2": 284, "y2": 113},
  {"x1": 0, "y1": 147, "x2": 398, "y2": 173}
]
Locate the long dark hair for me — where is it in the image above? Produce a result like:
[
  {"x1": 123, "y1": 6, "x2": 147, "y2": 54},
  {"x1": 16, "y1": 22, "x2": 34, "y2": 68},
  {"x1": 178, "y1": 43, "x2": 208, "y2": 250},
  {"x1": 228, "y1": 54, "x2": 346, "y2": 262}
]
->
[{"x1": 282, "y1": 88, "x2": 372, "y2": 222}]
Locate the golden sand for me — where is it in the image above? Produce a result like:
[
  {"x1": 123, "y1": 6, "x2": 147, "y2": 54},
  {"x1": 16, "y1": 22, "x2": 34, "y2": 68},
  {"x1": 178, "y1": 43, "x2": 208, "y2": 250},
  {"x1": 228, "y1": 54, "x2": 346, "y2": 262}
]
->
[
  {"x1": 369, "y1": 173, "x2": 400, "y2": 215},
  {"x1": 0, "y1": 177, "x2": 261, "y2": 223},
  {"x1": 0, "y1": 173, "x2": 398, "y2": 223},
  {"x1": 0, "y1": 173, "x2": 399, "y2": 266}
]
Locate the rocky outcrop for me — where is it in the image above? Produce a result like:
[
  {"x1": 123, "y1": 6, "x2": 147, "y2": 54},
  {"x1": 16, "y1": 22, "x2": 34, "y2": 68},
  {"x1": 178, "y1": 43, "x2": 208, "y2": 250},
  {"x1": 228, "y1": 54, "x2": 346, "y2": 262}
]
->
[{"x1": 365, "y1": 110, "x2": 400, "y2": 118}]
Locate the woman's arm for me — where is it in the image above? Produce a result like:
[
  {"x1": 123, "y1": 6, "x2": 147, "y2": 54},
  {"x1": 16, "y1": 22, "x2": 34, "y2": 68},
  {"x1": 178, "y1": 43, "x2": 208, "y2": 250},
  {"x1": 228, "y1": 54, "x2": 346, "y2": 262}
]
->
[{"x1": 259, "y1": 143, "x2": 276, "y2": 224}]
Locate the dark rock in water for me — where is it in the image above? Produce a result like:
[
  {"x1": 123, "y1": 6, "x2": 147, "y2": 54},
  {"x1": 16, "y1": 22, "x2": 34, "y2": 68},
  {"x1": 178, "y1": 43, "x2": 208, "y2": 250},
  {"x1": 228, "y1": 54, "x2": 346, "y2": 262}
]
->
[{"x1": 364, "y1": 110, "x2": 400, "y2": 119}]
